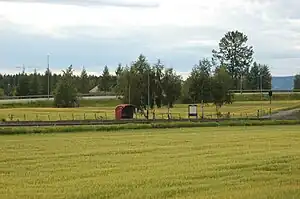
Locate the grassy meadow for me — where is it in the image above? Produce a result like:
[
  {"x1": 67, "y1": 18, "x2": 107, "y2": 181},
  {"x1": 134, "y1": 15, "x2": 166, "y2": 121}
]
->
[
  {"x1": 0, "y1": 126, "x2": 300, "y2": 199},
  {"x1": 1, "y1": 100, "x2": 300, "y2": 121}
]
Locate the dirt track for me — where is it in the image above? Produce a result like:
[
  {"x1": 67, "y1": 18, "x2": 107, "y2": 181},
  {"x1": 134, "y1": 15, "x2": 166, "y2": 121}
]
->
[{"x1": 262, "y1": 109, "x2": 300, "y2": 120}]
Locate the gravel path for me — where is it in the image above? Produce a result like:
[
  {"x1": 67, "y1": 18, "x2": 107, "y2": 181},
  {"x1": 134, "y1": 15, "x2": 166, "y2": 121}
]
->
[{"x1": 262, "y1": 109, "x2": 300, "y2": 120}]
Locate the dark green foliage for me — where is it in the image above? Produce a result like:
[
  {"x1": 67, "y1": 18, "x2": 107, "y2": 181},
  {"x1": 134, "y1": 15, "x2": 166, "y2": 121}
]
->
[
  {"x1": 40, "y1": 68, "x2": 52, "y2": 96},
  {"x1": 16, "y1": 74, "x2": 30, "y2": 96},
  {"x1": 78, "y1": 67, "x2": 90, "y2": 94},
  {"x1": 29, "y1": 69, "x2": 41, "y2": 95},
  {"x1": 99, "y1": 65, "x2": 112, "y2": 93},
  {"x1": 115, "y1": 55, "x2": 182, "y2": 110},
  {"x1": 293, "y1": 74, "x2": 300, "y2": 90},
  {"x1": 212, "y1": 30, "x2": 254, "y2": 89},
  {"x1": 211, "y1": 66, "x2": 233, "y2": 114},
  {"x1": 53, "y1": 65, "x2": 79, "y2": 108},
  {"x1": 161, "y1": 68, "x2": 182, "y2": 108},
  {"x1": 246, "y1": 62, "x2": 272, "y2": 90},
  {"x1": 188, "y1": 58, "x2": 213, "y2": 103},
  {"x1": 247, "y1": 62, "x2": 260, "y2": 90}
]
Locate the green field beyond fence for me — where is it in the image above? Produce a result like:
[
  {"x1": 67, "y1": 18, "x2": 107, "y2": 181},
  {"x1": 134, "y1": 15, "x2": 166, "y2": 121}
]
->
[{"x1": 2, "y1": 100, "x2": 300, "y2": 121}]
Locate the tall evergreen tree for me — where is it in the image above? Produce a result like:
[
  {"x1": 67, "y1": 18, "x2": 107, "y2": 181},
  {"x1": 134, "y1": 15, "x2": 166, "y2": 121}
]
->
[
  {"x1": 16, "y1": 73, "x2": 30, "y2": 96},
  {"x1": 99, "y1": 65, "x2": 111, "y2": 93},
  {"x1": 29, "y1": 69, "x2": 41, "y2": 95},
  {"x1": 79, "y1": 67, "x2": 90, "y2": 94}
]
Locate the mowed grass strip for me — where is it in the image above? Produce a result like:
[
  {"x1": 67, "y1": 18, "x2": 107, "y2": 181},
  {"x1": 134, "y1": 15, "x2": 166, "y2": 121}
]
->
[
  {"x1": 0, "y1": 126, "x2": 300, "y2": 199},
  {"x1": 2, "y1": 100, "x2": 300, "y2": 121}
]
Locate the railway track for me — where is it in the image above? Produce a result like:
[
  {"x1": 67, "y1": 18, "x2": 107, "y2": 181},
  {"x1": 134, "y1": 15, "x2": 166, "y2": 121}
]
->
[{"x1": 0, "y1": 118, "x2": 271, "y2": 127}]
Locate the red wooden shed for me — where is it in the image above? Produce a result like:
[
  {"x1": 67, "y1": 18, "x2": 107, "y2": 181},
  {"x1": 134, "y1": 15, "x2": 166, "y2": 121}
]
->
[{"x1": 115, "y1": 104, "x2": 136, "y2": 120}]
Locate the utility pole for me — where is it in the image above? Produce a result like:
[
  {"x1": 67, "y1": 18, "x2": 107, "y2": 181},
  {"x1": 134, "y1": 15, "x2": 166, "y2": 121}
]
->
[
  {"x1": 127, "y1": 71, "x2": 131, "y2": 104},
  {"x1": 128, "y1": 85, "x2": 131, "y2": 104},
  {"x1": 16, "y1": 64, "x2": 25, "y2": 74},
  {"x1": 47, "y1": 54, "x2": 50, "y2": 100},
  {"x1": 260, "y1": 68, "x2": 263, "y2": 117},
  {"x1": 240, "y1": 75, "x2": 243, "y2": 94},
  {"x1": 147, "y1": 70, "x2": 150, "y2": 119}
]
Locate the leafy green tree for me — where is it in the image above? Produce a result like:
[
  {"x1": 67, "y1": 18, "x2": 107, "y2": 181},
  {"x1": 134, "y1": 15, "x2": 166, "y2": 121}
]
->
[
  {"x1": 152, "y1": 59, "x2": 164, "y2": 108},
  {"x1": 188, "y1": 58, "x2": 212, "y2": 103},
  {"x1": 161, "y1": 68, "x2": 182, "y2": 108},
  {"x1": 180, "y1": 77, "x2": 193, "y2": 104},
  {"x1": 53, "y1": 65, "x2": 78, "y2": 108},
  {"x1": 211, "y1": 66, "x2": 233, "y2": 116},
  {"x1": 212, "y1": 30, "x2": 254, "y2": 89},
  {"x1": 29, "y1": 69, "x2": 41, "y2": 95},
  {"x1": 294, "y1": 74, "x2": 300, "y2": 90}
]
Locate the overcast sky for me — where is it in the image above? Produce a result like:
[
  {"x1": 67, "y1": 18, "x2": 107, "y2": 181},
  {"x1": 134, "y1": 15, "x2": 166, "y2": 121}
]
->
[{"x1": 0, "y1": 0, "x2": 300, "y2": 78}]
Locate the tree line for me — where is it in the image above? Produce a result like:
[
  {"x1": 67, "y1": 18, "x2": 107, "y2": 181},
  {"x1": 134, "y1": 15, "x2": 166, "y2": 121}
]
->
[{"x1": 1, "y1": 30, "x2": 274, "y2": 110}]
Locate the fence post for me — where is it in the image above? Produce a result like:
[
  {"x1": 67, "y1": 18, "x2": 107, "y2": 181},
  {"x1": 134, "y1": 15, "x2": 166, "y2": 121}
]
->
[
  {"x1": 72, "y1": 113, "x2": 75, "y2": 120},
  {"x1": 84, "y1": 113, "x2": 86, "y2": 120},
  {"x1": 59, "y1": 114, "x2": 62, "y2": 120},
  {"x1": 48, "y1": 115, "x2": 50, "y2": 121},
  {"x1": 36, "y1": 114, "x2": 38, "y2": 121},
  {"x1": 24, "y1": 114, "x2": 26, "y2": 121}
]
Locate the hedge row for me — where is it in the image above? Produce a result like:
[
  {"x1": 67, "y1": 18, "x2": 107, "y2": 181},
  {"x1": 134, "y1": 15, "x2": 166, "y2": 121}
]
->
[
  {"x1": 1, "y1": 120, "x2": 300, "y2": 135},
  {"x1": 233, "y1": 93, "x2": 300, "y2": 101}
]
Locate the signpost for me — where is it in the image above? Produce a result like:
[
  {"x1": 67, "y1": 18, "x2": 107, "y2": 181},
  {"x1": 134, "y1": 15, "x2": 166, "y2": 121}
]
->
[
  {"x1": 269, "y1": 90, "x2": 273, "y2": 116},
  {"x1": 188, "y1": 104, "x2": 198, "y2": 119},
  {"x1": 268, "y1": 90, "x2": 272, "y2": 104}
]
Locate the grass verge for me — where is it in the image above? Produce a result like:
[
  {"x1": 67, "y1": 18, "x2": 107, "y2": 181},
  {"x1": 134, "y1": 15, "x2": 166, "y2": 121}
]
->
[{"x1": 1, "y1": 119, "x2": 300, "y2": 135}]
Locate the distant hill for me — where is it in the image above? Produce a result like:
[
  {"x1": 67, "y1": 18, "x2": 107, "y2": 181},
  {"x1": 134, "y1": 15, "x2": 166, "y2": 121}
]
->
[{"x1": 272, "y1": 76, "x2": 294, "y2": 90}]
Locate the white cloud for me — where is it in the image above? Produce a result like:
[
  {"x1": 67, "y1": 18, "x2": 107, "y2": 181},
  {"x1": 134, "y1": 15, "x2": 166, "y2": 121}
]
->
[{"x1": 1, "y1": 0, "x2": 300, "y2": 76}]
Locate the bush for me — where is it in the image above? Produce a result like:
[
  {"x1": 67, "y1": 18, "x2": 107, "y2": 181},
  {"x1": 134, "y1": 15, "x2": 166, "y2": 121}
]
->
[{"x1": 0, "y1": 119, "x2": 300, "y2": 135}]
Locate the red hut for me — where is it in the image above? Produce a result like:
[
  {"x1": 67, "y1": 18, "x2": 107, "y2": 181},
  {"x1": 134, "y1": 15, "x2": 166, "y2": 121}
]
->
[{"x1": 115, "y1": 104, "x2": 136, "y2": 120}]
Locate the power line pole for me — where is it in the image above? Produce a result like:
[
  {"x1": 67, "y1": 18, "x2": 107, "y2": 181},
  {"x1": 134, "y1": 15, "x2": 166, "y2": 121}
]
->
[
  {"x1": 47, "y1": 54, "x2": 50, "y2": 100},
  {"x1": 260, "y1": 67, "x2": 263, "y2": 117},
  {"x1": 240, "y1": 74, "x2": 243, "y2": 94},
  {"x1": 147, "y1": 70, "x2": 150, "y2": 119}
]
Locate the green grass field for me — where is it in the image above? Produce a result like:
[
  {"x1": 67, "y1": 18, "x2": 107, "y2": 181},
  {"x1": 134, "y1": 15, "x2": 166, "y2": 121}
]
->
[
  {"x1": 2, "y1": 100, "x2": 300, "y2": 121},
  {"x1": 0, "y1": 126, "x2": 299, "y2": 199}
]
